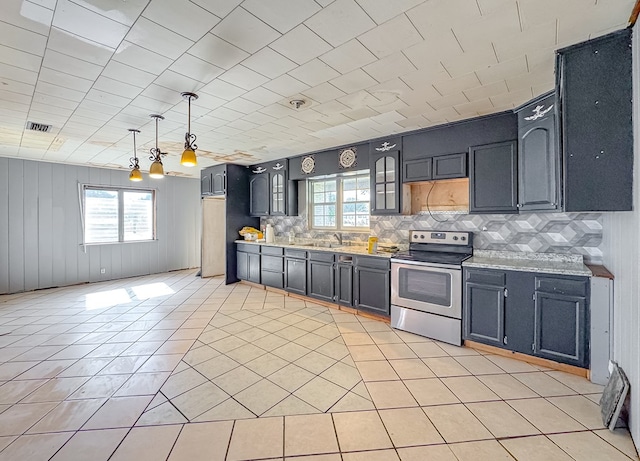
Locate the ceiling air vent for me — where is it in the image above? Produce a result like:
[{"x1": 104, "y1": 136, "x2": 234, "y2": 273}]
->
[{"x1": 26, "y1": 121, "x2": 52, "y2": 133}]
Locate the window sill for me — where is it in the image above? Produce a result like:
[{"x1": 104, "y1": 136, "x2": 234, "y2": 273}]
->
[{"x1": 81, "y1": 239, "x2": 158, "y2": 247}]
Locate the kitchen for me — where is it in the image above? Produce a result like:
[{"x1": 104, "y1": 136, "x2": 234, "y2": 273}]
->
[{"x1": 0, "y1": 0, "x2": 639, "y2": 459}]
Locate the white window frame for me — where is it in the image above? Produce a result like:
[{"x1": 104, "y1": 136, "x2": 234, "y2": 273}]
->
[
  {"x1": 81, "y1": 185, "x2": 157, "y2": 245},
  {"x1": 308, "y1": 171, "x2": 370, "y2": 232}
]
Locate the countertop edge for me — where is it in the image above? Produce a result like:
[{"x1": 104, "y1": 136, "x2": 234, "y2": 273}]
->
[
  {"x1": 235, "y1": 240, "x2": 393, "y2": 258},
  {"x1": 463, "y1": 258, "x2": 592, "y2": 277}
]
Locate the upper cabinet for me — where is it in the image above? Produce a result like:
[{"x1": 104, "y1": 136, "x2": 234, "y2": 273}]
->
[
  {"x1": 469, "y1": 141, "x2": 518, "y2": 214},
  {"x1": 249, "y1": 160, "x2": 298, "y2": 217},
  {"x1": 370, "y1": 137, "x2": 408, "y2": 215},
  {"x1": 557, "y1": 29, "x2": 633, "y2": 211},
  {"x1": 201, "y1": 164, "x2": 226, "y2": 197},
  {"x1": 516, "y1": 92, "x2": 560, "y2": 211}
]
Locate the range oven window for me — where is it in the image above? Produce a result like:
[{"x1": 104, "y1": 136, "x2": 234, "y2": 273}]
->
[{"x1": 398, "y1": 267, "x2": 452, "y2": 308}]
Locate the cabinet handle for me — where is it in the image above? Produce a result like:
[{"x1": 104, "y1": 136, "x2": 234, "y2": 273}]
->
[
  {"x1": 504, "y1": 288, "x2": 508, "y2": 297},
  {"x1": 504, "y1": 335, "x2": 508, "y2": 345}
]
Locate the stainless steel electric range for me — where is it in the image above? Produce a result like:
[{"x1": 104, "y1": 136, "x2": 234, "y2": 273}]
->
[{"x1": 390, "y1": 230, "x2": 473, "y2": 346}]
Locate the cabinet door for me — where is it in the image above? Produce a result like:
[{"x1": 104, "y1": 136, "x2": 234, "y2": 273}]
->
[
  {"x1": 249, "y1": 174, "x2": 270, "y2": 216},
  {"x1": 433, "y1": 153, "x2": 467, "y2": 179},
  {"x1": 503, "y1": 271, "x2": 535, "y2": 354},
  {"x1": 335, "y1": 262, "x2": 353, "y2": 306},
  {"x1": 463, "y1": 282, "x2": 505, "y2": 347},
  {"x1": 212, "y1": 171, "x2": 226, "y2": 195},
  {"x1": 285, "y1": 258, "x2": 306, "y2": 295},
  {"x1": 469, "y1": 141, "x2": 518, "y2": 214},
  {"x1": 534, "y1": 292, "x2": 588, "y2": 368},
  {"x1": 370, "y1": 151, "x2": 400, "y2": 215},
  {"x1": 201, "y1": 172, "x2": 212, "y2": 196},
  {"x1": 354, "y1": 266, "x2": 389, "y2": 315},
  {"x1": 248, "y1": 253, "x2": 260, "y2": 284},
  {"x1": 271, "y1": 172, "x2": 286, "y2": 215},
  {"x1": 308, "y1": 260, "x2": 335, "y2": 303},
  {"x1": 402, "y1": 158, "x2": 431, "y2": 182},
  {"x1": 236, "y1": 251, "x2": 248, "y2": 280}
]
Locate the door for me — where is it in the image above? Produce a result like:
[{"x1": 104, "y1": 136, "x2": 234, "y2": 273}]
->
[
  {"x1": 432, "y1": 153, "x2": 467, "y2": 179},
  {"x1": 212, "y1": 170, "x2": 226, "y2": 195},
  {"x1": 402, "y1": 158, "x2": 431, "y2": 182},
  {"x1": 236, "y1": 251, "x2": 248, "y2": 280},
  {"x1": 463, "y1": 282, "x2": 504, "y2": 347},
  {"x1": 308, "y1": 260, "x2": 335, "y2": 303},
  {"x1": 354, "y1": 266, "x2": 390, "y2": 315},
  {"x1": 250, "y1": 174, "x2": 269, "y2": 216},
  {"x1": 201, "y1": 172, "x2": 212, "y2": 196},
  {"x1": 503, "y1": 271, "x2": 535, "y2": 354},
  {"x1": 370, "y1": 139, "x2": 401, "y2": 215},
  {"x1": 469, "y1": 141, "x2": 518, "y2": 214},
  {"x1": 248, "y1": 253, "x2": 261, "y2": 283},
  {"x1": 285, "y1": 258, "x2": 306, "y2": 295},
  {"x1": 271, "y1": 172, "x2": 285, "y2": 215},
  {"x1": 335, "y1": 262, "x2": 353, "y2": 306},
  {"x1": 201, "y1": 198, "x2": 225, "y2": 278}
]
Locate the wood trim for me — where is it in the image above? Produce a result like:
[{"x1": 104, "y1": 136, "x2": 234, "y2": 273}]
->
[
  {"x1": 464, "y1": 340, "x2": 588, "y2": 378},
  {"x1": 586, "y1": 264, "x2": 614, "y2": 280},
  {"x1": 239, "y1": 281, "x2": 265, "y2": 290},
  {"x1": 629, "y1": 0, "x2": 640, "y2": 26}
]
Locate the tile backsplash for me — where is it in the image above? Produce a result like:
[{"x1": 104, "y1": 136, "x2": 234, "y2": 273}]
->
[{"x1": 261, "y1": 212, "x2": 603, "y2": 263}]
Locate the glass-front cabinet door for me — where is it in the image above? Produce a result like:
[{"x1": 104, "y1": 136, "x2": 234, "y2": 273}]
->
[
  {"x1": 271, "y1": 172, "x2": 285, "y2": 215},
  {"x1": 370, "y1": 138, "x2": 401, "y2": 215}
]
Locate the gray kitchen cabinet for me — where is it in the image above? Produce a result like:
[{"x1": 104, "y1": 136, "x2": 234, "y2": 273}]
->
[
  {"x1": 370, "y1": 138, "x2": 402, "y2": 215},
  {"x1": 503, "y1": 271, "x2": 536, "y2": 355},
  {"x1": 557, "y1": 29, "x2": 633, "y2": 212},
  {"x1": 469, "y1": 140, "x2": 518, "y2": 214},
  {"x1": 285, "y1": 249, "x2": 307, "y2": 296},
  {"x1": 249, "y1": 160, "x2": 298, "y2": 217},
  {"x1": 201, "y1": 171, "x2": 211, "y2": 196},
  {"x1": 516, "y1": 92, "x2": 560, "y2": 211},
  {"x1": 335, "y1": 257, "x2": 354, "y2": 307},
  {"x1": 307, "y1": 252, "x2": 335, "y2": 303},
  {"x1": 261, "y1": 246, "x2": 284, "y2": 289},
  {"x1": 402, "y1": 153, "x2": 467, "y2": 183},
  {"x1": 249, "y1": 174, "x2": 269, "y2": 216},
  {"x1": 201, "y1": 164, "x2": 226, "y2": 196},
  {"x1": 403, "y1": 158, "x2": 432, "y2": 183},
  {"x1": 353, "y1": 256, "x2": 390, "y2": 316},
  {"x1": 236, "y1": 243, "x2": 260, "y2": 284},
  {"x1": 463, "y1": 269, "x2": 506, "y2": 347}
]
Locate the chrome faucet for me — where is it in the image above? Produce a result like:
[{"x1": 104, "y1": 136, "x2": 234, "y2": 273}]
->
[{"x1": 333, "y1": 233, "x2": 343, "y2": 245}]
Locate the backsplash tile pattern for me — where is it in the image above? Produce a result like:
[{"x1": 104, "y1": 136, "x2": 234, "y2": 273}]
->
[{"x1": 261, "y1": 212, "x2": 603, "y2": 263}]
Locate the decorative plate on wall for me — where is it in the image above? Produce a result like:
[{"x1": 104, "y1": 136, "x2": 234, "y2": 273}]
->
[
  {"x1": 339, "y1": 148, "x2": 357, "y2": 169},
  {"x1": 301, "y1": 155, "x2": 315, "y2": 174}
]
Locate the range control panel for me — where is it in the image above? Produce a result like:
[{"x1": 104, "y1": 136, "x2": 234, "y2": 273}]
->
[{"x1": 409, "y1": 230, "x2": 472, "y2": 245}]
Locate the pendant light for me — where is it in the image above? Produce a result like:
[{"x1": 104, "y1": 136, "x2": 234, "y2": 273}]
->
[
  {"x1": 148, "y1": 114, "x2": 166, "y2": 179},
  {"x1": 180, "y1": 91, "x2": 198, "y2": 167},
  {"x1": 128, "y1": 128, "x2": 143, "y2": 182}
]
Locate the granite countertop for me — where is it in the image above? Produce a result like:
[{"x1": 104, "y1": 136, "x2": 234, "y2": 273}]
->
[
  {"x1": 235, "y1": 240, "x2": 399, "y2": 259},
  {"x1": 463, "y1": 250, "x2": 592, "y2": 276}
]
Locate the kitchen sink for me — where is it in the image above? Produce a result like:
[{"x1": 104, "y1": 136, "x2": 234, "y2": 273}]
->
[{"x1": 295, "y1": 242, "x2": 343, "y2": 248}]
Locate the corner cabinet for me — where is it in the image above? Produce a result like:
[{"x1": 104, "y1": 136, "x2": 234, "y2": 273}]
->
[
  {"x1": 370, "y1": 138, "x2": 408, "y2": 215},
  {"x1": 516, "y1": 92, "x2": 560, "y2": 211},
  {"x1": 249, "y1": 160, "x2": 298, "y2": 217},
  {"x1": 557, "y1": 29, "x2": 633, "y2": 211},
  {"x1": 469, "y1": 141, "x2": 518, "y2": 214}
]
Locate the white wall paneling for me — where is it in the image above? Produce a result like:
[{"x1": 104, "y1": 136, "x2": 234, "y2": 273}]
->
[
  {"x1": 601, "y1": 23, "x2": 640, "y2": 449},
  {"x1": 0, "y1": 157, "x2": 201, "y2": 294}
]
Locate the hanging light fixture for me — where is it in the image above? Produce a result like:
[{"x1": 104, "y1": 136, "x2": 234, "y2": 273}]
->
[
  {"x1": 148, "y1": 114, "x2": 166, "y2": 179},
  {"x1": 180, "y1": 91, "x2": 198, "y2": 167},
  {"x1": 128, "y1": 128, "x2": 143, "y2": 182}
]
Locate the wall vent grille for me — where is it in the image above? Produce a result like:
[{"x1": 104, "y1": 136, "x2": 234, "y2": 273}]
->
[{"x1": 26, "y1": 121, "x2": 52, "y2": 133}]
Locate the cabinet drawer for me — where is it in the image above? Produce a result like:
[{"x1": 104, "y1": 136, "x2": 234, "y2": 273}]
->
[
  {"x1": 285, "y1": 249, "x2": 307, "y2": 259},
  {"x1": 535, "y1": 276, "x2": 588, "y2": 297},
  {"x1": 237, "y1": 243, "x2": 261, "y2": 254},
  {"x1": 402, "y1": 158, "x2": 432, "y2": 182},
  {"x1": 261, "y1": 270, "x2": 284, "y2": 289},
  {"x1": 261, "y1": 246, "x2": 284, "y2": 256},
  {"x1": 355, "y1": 256, "x2": 390, "y2": 270},
  {"x1": 465, "y1": 269, "x2": 506, "y2": 286},
  {"x1": 261, "y1": 255, "x2": 283, "y2": 272},
  {"x1": 308, "y1": 251, "x2": 335, "y2": 263}
]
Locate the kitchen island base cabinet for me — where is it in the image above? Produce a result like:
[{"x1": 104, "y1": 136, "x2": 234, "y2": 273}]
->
[{"x1": 353, "y1": 257, "x2": 390, "y2": 316}]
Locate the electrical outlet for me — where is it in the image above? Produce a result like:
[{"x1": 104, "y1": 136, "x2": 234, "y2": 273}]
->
[{"x1": 100, "y1": 268, "x2": 106, "y2": 274}]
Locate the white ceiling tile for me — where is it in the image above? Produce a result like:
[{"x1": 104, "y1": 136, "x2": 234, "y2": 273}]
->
[
  {"x1": 30, "y1": 101, "x2": 73, "y2": 117},
  {"x1": 441, "y1": 44, "x2": 498, "y2": 78},
  {"x1": 2, "y1": 0, "x2": 53, "y2": 35},
  {"x1": 338, "y1": 89, "x2": 377, "y2": 109},
  {"x1": 113, "y1": 41, "x2": 172, "y2": 75},
  {"x1": 301, "y1": 82, "x2": 345, "y2": 104},
  {"x1": 102, "y1": 61, "x2": 157, "y2": 88},
  {"x1": 355, "y1": 0, "x2": 425, "y2": 24},
  {"x1": 169, "y1": 54, "x2": 224, "y2": 83},
  {"x1": 288, "y1": 58, "x2": 340, "y2": 87},
  {"x1": 0, "y1": 20, "x2": 47, "y2": 56},
  {"x1": 305, "y1": 0, "x2": 376, "y2": 47},
  {"x1": 226, "y1": 118, "x2": 259, "y2": 131},
  {"x1": 396, "y1": 115, "x2": 430, "y2": 129},
  {"x1": 518, "y1": 0, "x2": 580, "y2": 30},
  {"x1": 263, "y1": 74, "x2": 310, "y2": 97},
  {"x1": 154, "y1": 69, "x2": 203, "y2": 93},
  {"x1": 223, "y1": 98, "x2": 263, "y2": 114},
  {"x1": 0, "y1": 62, "x2": 38, "y2": 86},
  {"x1": 319, "y1": 39, "x2": 376, "y2": 74},
  {"x1": 490, "y1": 88, "x2": 534, "y2": 108},
  {"x1": 243, "y1": 0, "x2": 321, "y2": 34},
  {"x1": 188, "y1": 33, "x2": 249, "y2": 70},
  {"x1": 125, "y1": 17, "x2": 194, "y2": 60},
  {"x1": 93, "y1": 76, "x2": 144, "y2": 99},
  {"x1": 400, "y1": 66, "x2": 449, "y2": 91},
  {"x1": 218, "y1": 65, "x2": 269, "y2": 90},
  {"x1": 407, "y1": 0, "x2": 481, "y2": 39},
  {"x1": 79, "y1": 100, "x2": 123, "y2": 117},
  {"x1": 52, "y1": 0, "x2": 129, "y2": 49},
  {"x1": 140, "y1": 84, "x2": 183, "y2": 104},
  {"x1": 2, "y1": 101, "x2": 31, "y2": 115},
  {"x1": 242, "y1": 87, "x2": 283, "y2": 106},
  {"x1": 330, "y1": 69, "x2": 377, "y2": 93},
  {"x1": 243, "y1": 47, "x2": 297, "y2": 79},
  {"x1": 475, "y1": 55, "x2": 528, "y2": 85},
  {"x1": 433, "y1": 72, "x2": 481, "y2": 96},
  {"x1": 142, "y1": 0, "x2": 220, "y2": 41},
  {"x1": 72, "y1": 0, "x2": 147, "y2": 26},
  {"x1": 270, "y1": 25, "x2": 332, "y2": 65},
  {"x1": 211, "y1": 7, "x2": 280, "y2": 53},
  {"x1": 427, "y1": 92, "x2": 469, "y2": 110},
  {"x1": 208, "y1": 106, "x2": 244, "y2": 121},
  {"x1": 73, "y1": 108, "x2": 113, "y2": 123},
  {"x1": 476, "y1": 0, "x2": 516, "y2": 16},
  {"x1": 213, "y1": 125, "x2": 243, "y2": 136},
  {"x1": 32, "y1": 92, "x2": 79, "y2": 110},
  {"x1": 363, "y1": 52, "x2": 416, "y2": 83},
  {"x1": 259, "y1": 104, "x2": 297, "y2": 118},
  {"x1": 43, "y1": 49, "x2": 103, "y2": 80},
  {"x1": 36, "y1": 81, "x2": 84, "y2": 102},
  {"x1": 241, "y1": 111, "x2": 277, "y2": 125},
  {"x1": 189, "y1": 0, "x2": 243, "y2": 18},
  {"x1": 190, "y1": 92, "x2": 226, "y2": 111},
  {"x1": 454, "y1": 98, "x2": 494, "y2": 117},
  {"x1": 403, "y1": 32, "x2": 463, "y2": 70},
  {"x1": 493, "y1": 20, "x2": 557, "y2": 62},
  {"x1": 39, "y1": 67, "x2": 93, "y2": 92},
  {"x1": 359, "y1": 14, "x2": 422, "y2": 58},
  {"x1": 463, "y1": 80, "x2": 509, "y2": 101},
  {"x1": 47, "y1": 27, "x2": 114, "y2": 66},
  {"x1": 129, "y1": 94, "x2": 174, "y2": 113},
  {"x1": 0, "y1": 79, "x2": 35, "y2": 97},
  {"x1": 200, "y1": 79, "x2": 246, "y2": 100},
  {"x1": 0, "y1": 44, "x2": 42, "y2": 72},
  {"x1": 85, "y1": 88, "x2": 133, "y2": 108},
  {"x1": 343, "y1": 106, "x2": 378, "y2": 120},
  {"x1": 452, "y1": 3, "x2": 522, "y2": 52}
]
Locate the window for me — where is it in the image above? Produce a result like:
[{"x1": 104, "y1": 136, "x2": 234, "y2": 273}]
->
[
  {"x1": 83, "y1": 186, "x2": 155, "y2": 244},
  {"x1": 310, "y1": 171, "x2": 370, "y2": 231}
]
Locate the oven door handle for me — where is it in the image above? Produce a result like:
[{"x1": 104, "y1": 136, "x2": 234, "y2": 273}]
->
[{"x1": 390, "y1": 259, "x2": 463, "y2": 271}]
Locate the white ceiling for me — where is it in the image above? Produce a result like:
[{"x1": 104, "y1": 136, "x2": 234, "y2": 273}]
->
[{"x1": 0, "y1": 0, "x2": 634, "y2": 177}]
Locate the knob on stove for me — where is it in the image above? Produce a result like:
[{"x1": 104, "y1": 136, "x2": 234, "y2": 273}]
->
[{"x1": 453, "y1": 236, "x2": 458, "y2": 241}]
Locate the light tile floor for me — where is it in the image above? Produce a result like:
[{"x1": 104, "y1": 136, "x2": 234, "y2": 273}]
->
[{"x1": 0, "y1": 269, "x2": 637, "y2": 461}]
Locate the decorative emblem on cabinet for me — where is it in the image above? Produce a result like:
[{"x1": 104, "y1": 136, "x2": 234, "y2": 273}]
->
[
  {"x1": 272, "y1": 162, "x2": 284, "y2": 170},
  {"x1": 375, "y1": 141, "x2": 397, "y2": 152},
  {"x1": 252, "y1": 166, "x2": 267, "y2": 174},
  {"x1": 339, "y1": 148, "x2": 357, "y2": 169},
  {"x1": 301, "y1": 156, "x2": 315, "y2": 175},
  {"x1": 524, "y1": 104, "x2": 554, "y2": 121}
]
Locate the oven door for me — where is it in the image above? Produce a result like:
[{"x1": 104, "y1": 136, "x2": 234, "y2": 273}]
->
[{"x1": 391, "y1": 261, "x2": 462, "y2": 319}]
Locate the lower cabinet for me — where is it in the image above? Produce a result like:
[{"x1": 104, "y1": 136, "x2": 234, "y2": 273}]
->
[
  {"x1": 307, "y1": 252, "x2": 335, "y2": 303},
  {"x1": 354, "y1": 256, "x2": 390, "y2": 316},
  {"x1": 261, "y1": 246, "x2": 284, "y2": 289},
  {"x1": 236, "y1": 244, "x2": 260, "y2": 284},
  {"x1": 463, "y1": 267, "x2": 589, "y2": 368},
  {"x1": 285, "y1": 249, "x2": 307, "y2": 296},
  {"x1": 335, "y1": 258, "x2": 354, "y2": 307}
]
